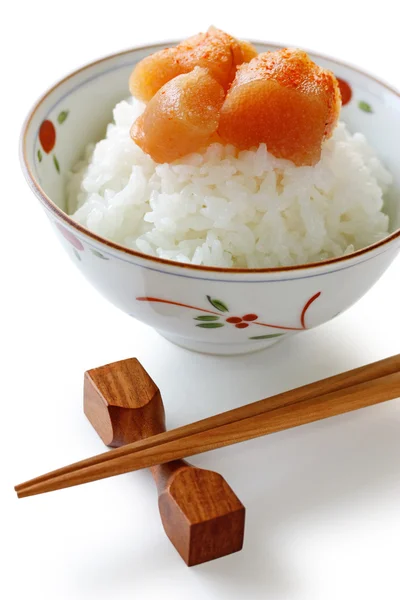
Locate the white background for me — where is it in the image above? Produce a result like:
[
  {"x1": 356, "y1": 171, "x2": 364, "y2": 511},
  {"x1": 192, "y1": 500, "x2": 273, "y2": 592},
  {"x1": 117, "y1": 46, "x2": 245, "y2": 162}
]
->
[{"x1": 2, "y1": 1, "x2": 400, "y2": 598}]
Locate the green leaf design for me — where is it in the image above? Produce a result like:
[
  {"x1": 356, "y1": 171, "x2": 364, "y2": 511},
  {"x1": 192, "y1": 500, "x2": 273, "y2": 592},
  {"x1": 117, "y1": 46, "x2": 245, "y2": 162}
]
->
[
  {"x1": 196, "y1": 322, "x2": 225, "y2": 329},
  {"x1": 194, "y1": 315, "x2": 220, "y2": 321},
  {"x1": 57, "y1": 110, "x2": 69, "y2": 124},
  {"x1": 53, "y1": 154, "x2": 60, "y2": 173},
  {"x1": 37, "y1": 149, "x2": 42, "y2": 162},
  {"x1": 249, "y1": 333, "x2": 284, "y2": 340},
  {"x1": 206, "y1": 296, "x2": 229, "y2": 312},
  {"x1": 73, "y1": 248, "x2": 81, "y2": 261},
  {"x1": 358, "y1": 101, "x2": 373, "y2": 113},
  {"x1": 91, "y1": 249, "x2": 109, "y2": 260}
]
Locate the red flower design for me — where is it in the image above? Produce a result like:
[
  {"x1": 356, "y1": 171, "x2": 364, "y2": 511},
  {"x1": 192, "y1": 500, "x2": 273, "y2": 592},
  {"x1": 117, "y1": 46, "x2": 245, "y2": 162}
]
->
[
  {"x1": 39, "y1": 120, "x2": 56, "y2": 154},
  {"x1": 226, "y1": 317, "x2": 242, "y2": 324},
  {"x1": 226, "y1": 313, "x2": 259, "y2": 328},
  {"x1": 137, "y1": 292, "x2": 322, "y2": 336},
  {"x1": 337, "y1": 78, "x2": 352, "y2": 106}
]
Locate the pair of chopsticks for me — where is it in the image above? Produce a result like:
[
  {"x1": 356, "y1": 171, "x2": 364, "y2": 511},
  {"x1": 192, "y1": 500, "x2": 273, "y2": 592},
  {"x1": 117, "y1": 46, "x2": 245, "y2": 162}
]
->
[{"x1": 15, "y1": 354, "x2": 400, "y2": 498}]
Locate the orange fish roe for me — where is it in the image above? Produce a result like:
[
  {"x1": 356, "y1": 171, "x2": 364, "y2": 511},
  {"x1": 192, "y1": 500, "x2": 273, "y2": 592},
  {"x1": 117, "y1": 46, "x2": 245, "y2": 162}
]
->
[
  {"x1": 131, "y1": 67, "x2": 225, "y2": 164},
  {"x1": 177, "y1": 27, "x2": 243, "y2": 90},
  {"x1": 129, "y1": 27, "x2": 257, "y2": 102},
  {"x1": 129, "y1": 48, "x2": 183, "y2": 103},
  {"x1": 218, "y1": 49, "x2": 341, "y2": 166},
  {"x1": 238, "y1": 40, "x2": 258, "y2": 63}
]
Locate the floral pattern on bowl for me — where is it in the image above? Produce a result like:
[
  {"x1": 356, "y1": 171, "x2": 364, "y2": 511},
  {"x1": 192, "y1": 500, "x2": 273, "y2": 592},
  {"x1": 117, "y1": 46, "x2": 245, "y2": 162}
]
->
[
  {"x1": 137, "y1": 292, "x2": 321, "y2": 340},
  {"x1": 37, "y1": 110, "x2": 69, "y2": 173}
]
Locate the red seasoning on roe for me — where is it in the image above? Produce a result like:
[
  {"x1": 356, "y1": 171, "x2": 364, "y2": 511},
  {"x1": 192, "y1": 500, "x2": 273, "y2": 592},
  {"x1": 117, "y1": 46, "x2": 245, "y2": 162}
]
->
[
  {"x1": 218, "y1": 49, "x2": 341, "y2": 166},
  {"x1": 129, "y1": 30, "x2": 341, "y2": 166}
]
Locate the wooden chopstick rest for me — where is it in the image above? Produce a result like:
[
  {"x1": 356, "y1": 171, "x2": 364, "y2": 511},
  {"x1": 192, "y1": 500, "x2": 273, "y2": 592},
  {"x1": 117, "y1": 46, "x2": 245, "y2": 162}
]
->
[{"x1": 84, "y1": 358, "x2": 245, "y2": 567}]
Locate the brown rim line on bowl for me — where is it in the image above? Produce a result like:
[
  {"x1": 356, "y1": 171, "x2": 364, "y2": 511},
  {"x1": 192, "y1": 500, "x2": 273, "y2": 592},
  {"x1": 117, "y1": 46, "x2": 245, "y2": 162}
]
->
[{"x1": 20, "y1": 40, "x2": 400, "y2": 274}]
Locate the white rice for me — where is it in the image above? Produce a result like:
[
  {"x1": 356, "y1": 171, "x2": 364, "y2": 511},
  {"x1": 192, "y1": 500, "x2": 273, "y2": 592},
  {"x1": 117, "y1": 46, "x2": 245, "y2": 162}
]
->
[{"x1": 67, "y1": 98, "x2": 392, "y2": 268}]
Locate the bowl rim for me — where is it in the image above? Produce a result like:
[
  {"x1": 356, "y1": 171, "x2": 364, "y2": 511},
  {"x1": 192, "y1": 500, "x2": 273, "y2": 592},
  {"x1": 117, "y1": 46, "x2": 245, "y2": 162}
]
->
[{"x1": 20, "y1": 40, "x2": 400, "y2": 274}]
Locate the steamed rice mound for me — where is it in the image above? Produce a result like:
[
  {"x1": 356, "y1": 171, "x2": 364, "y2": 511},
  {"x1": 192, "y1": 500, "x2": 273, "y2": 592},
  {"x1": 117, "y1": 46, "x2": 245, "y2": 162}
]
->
[{"x1": 67, "y1": 98, "x2": 391, "y2": 268}]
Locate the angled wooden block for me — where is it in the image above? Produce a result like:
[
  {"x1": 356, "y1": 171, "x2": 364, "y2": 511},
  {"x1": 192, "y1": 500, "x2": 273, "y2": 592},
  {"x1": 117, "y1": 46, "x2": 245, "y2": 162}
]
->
[
  {"x1": 84, "y1": 358, "x2": 165, "y2": 447},
  {"x1": 155, "y1": 462, "x2": 245, "y2": 566}
]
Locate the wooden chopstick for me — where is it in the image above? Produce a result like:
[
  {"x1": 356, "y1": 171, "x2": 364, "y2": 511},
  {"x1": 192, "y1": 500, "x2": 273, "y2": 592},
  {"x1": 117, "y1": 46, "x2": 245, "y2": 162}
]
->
[
  {"x1": 15, "y1": 354, "x2": 400, "y2": 492},
  {"x1": 17, "y1": 372, "x2": 400, "y2": 498},
  {"x1": 15, "y1": 355, "x2": 400, "y2": 498}
]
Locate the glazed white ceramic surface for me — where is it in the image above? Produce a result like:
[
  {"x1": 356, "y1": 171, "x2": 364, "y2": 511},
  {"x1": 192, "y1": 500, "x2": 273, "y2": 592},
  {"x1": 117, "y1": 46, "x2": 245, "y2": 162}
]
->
[{"x1": 21, "y1": 43, "x2": 400, "y2": 354}]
